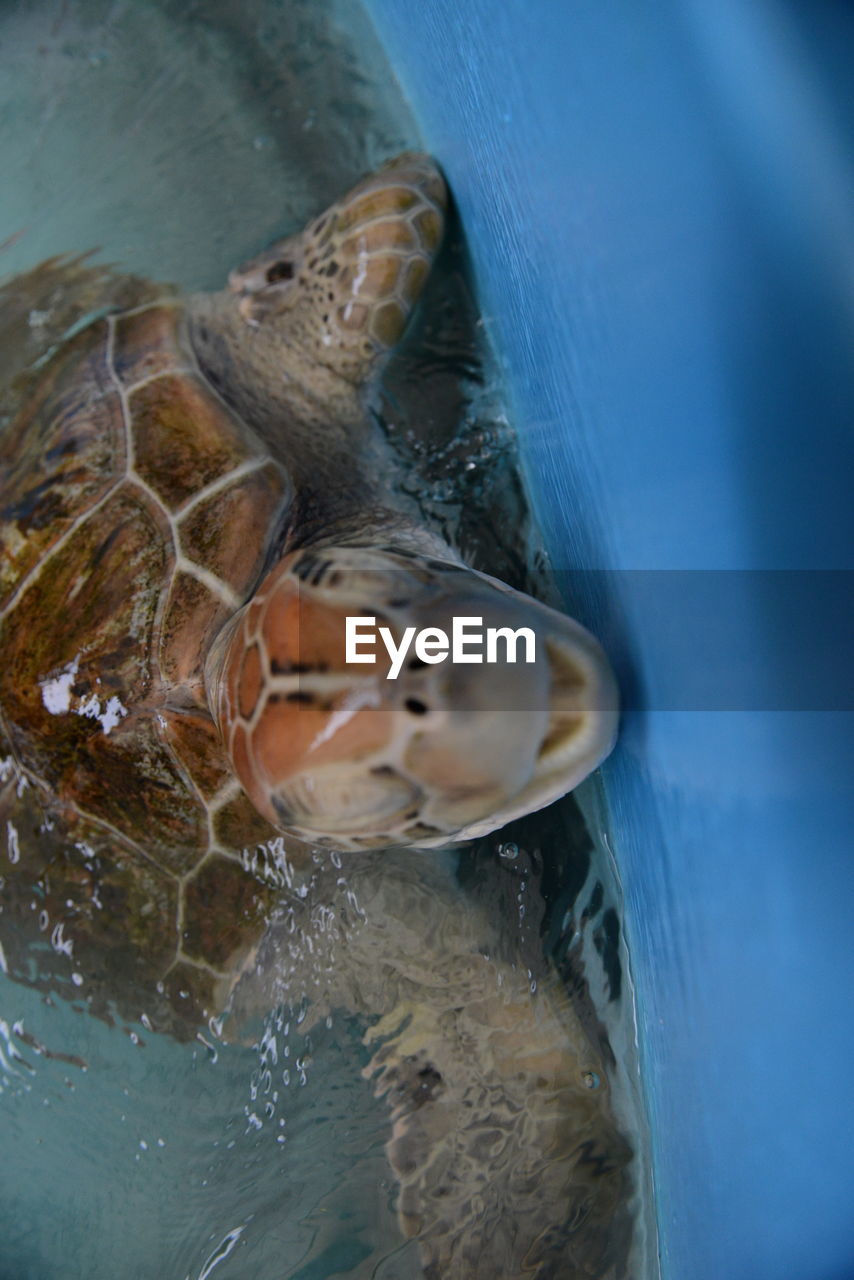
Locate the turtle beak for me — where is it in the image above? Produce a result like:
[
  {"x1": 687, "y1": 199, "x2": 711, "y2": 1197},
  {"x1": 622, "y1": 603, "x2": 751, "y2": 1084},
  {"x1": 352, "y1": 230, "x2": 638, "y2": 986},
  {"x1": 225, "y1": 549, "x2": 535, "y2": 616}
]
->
[{"x1": 383, "y1": 567, "x2": 620, "y2": 843}]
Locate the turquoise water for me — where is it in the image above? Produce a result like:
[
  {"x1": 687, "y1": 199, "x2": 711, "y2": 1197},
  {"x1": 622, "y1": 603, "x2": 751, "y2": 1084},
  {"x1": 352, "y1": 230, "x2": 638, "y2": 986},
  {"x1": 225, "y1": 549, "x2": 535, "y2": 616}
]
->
[
  {"x1": 1, "y1": 985, "x2": 413, "y2": 1277},
  {"x1": 0, "y1": 2, "x2": 655, "y2": 1275}
]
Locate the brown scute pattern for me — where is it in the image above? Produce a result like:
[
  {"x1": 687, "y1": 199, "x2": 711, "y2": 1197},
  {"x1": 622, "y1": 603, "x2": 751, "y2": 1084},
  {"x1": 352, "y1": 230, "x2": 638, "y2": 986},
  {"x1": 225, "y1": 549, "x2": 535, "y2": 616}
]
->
[
  {"x1": 37, "y1": 833, "x2": 178, "y2": 986},
  {"x1": 0, "y1": 494, "x2": 208, "y2": 873},
  {"x1": 159, "y1": 571, "x2": 229, "y2": 697},
  {"x1": 370, "y1": 301, "x2": 407, "y2": 348},
  {"x1": 339, "y1": 219, "x2": 417, "y2": 256},
  {"x1": 0, "y1": 776, "x2": 179, "y2": 1024},
  {"x1": 336, "y1": 301, "x2": 369, "y2": 332},
  {"x1": 340, "y1": 255, "x2": 401, "y2": 301},
  {"x1": 0, "y1": 489, "x2": 168, "y2": 777},
  {"x1": 334, "y1": 186, "x2": 421, "y2": 233},
  {"x1": 0, "y1": 319, "x2": 123, "y2": 608},
  {"x1": 130, "y1": 372, "x2": 259, "y2": 512},
  {"x1": 157, "y1": 707, "x2": 232, "y2": 800},
  {"x1": 261, "y1": 575, "x2": 392, "y2": 676},
  {"x1": 238, "y1": 642, "x2": 263, "y2": 720},
  {"x1": 182, "y1": 854, "x2": 276, "y2": 970},
  {"x1": 263, "y1": 585, "x2": 337, "y2": 671},
  {"x1": 65, "y1": 718, "x2": 206, "y2": 877},
  {"x1": 252, "y1": 698, "x2": 393, "y2": 793},
  {"x1": 0, "y1": 761, "x2": 68, "y2": 890},
  {"x1": 401, "y1": 258, "x2": 430, "y2": 306},
  {"x1": 177, "y1": 461, "x2": 288, "y2": 593},
  {"x1": 213, "y1": 789, "x2": 279, "y2": 852},
  {"x1": 400, "y1": 160, "x2": 446, "y2": 209},
  {"x1": 228, "y1": 722, "x2": 253, "y2": 800},
  {"x1": 111, "y1": 305, "x2": 185, "y2": 388},
  {"x1": 413, "y1": 208, "x2": 443, "y2": 253}
]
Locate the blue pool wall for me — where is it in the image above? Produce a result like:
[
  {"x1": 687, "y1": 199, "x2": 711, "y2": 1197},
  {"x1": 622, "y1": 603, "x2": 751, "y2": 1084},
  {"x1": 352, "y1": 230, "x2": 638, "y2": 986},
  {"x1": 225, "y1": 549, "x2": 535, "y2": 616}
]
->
[{"x1": 364, "y1": 3, "x2": 854, "y2": 1278}]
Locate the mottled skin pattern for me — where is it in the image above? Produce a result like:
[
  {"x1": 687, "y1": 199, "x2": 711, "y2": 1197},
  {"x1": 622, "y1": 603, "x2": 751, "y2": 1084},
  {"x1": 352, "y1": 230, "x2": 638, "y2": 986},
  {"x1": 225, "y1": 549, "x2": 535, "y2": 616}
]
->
[{"x1": 0, "y1": 156, "x2": 630, "y2": 1276}]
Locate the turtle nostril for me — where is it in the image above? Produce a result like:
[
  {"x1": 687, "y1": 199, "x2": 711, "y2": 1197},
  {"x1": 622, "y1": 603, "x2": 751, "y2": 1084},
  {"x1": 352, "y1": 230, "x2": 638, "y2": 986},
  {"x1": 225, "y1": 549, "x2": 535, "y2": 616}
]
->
[{"x1": 266, "y1": 260, "x2": 294, "y2": 283}]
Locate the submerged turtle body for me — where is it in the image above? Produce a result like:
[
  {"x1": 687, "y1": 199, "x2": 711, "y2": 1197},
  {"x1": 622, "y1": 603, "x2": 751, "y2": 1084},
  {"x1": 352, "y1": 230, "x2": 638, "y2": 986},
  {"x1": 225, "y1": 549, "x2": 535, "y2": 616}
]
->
[{"x1": 0, "y1": 156, "x2": 630, "y2": 1277}]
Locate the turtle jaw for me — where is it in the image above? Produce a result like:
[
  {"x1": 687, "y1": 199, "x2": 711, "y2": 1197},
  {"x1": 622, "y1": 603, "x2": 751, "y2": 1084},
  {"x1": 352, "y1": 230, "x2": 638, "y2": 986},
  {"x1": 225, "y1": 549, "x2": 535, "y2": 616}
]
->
[
  {"x1": 441, "y1": 599, "x2": 621, "y2": 843},
  {"x1": 210, "y1": 548, "x2": 619, "y2": 852},
  {"x1": 227, "y1": 152, "x2": 447, "y2": 385}
]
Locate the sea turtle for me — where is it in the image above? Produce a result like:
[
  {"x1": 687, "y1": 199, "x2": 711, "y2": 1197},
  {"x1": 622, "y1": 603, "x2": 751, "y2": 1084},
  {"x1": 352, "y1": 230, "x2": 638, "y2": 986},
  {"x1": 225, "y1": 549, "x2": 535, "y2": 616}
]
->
[{"x1": 0, "y1": 154, "x2": 631, "y2": 1277}]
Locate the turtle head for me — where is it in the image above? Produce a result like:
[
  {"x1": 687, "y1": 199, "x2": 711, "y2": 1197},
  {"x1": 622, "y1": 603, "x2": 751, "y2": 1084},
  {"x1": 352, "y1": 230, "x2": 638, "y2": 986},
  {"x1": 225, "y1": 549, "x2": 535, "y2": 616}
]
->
[
  {"x1": 207, "y1": 548, "x2": 619, "y2": 852},
  {"x1": 228, "y1": 152, "x2": 446, "y2": 385}
]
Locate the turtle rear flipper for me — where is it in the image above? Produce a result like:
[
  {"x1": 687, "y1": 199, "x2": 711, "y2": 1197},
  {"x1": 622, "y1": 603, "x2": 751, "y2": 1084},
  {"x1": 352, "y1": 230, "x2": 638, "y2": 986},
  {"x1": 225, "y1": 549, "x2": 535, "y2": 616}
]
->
[
  {"x1": 364, "y1": 973, "x2": 634, "y2": 1278},
  {"x1": 223, "y1": 851, "x2": 634, "y2": 1274}
]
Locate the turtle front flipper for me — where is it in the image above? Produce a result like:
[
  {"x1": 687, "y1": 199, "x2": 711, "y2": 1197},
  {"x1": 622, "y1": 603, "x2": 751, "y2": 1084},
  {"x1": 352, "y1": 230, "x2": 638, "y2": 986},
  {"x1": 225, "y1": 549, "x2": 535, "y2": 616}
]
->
[
  {"x1": 187, "y1": 152, "x2": 447, "y2": 440},
  {"x1": 363, "y1": 967, "x2": 632, "y2": 1279},
  {"x1": 226, "y1": 151, "x2": 446, "y2": 377}
]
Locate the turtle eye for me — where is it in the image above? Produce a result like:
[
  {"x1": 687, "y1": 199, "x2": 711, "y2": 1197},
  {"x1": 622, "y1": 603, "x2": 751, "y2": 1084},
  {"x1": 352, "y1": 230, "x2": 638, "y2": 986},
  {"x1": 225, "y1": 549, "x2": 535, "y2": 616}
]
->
[{"x1": 266, "y1": 260, "x2": 294, "y2": 284}]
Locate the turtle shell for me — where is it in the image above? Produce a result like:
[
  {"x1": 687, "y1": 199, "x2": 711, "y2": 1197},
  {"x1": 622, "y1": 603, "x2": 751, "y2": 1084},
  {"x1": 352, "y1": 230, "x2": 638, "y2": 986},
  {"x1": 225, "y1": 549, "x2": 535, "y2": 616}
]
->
[{"x1": 0, "y1": 259, "x2": 296, "y2": 1034}]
